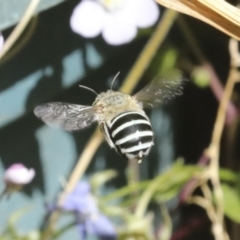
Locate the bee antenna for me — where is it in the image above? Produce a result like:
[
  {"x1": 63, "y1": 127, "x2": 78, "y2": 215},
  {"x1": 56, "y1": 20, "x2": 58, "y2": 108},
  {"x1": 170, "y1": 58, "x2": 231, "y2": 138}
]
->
[
  {"x1": 79, "y1": 85, "x2": 99, "y2": 96},
  {"x1": 111, "y1": 71, "x2": 120, "y2": 90}
]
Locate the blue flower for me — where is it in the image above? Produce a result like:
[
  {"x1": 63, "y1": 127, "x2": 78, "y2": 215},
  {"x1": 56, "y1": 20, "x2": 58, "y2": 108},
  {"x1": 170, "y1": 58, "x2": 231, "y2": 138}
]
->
[
  {"x1": 77, "y1": 213, "x2": 116, "y2": 240},
  {"x1": 62, "y1": 182, "x2": 117, "y2": 240},
  {"x1": 63, "y1": 182, "x2": 98, "y2": 214}
]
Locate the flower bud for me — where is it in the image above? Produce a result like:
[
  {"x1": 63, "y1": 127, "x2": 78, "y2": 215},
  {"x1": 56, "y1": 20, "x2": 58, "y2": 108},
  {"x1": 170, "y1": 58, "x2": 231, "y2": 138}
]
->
[{"x1": 3, "y1": 164, "x2": 35, "y2": 192}]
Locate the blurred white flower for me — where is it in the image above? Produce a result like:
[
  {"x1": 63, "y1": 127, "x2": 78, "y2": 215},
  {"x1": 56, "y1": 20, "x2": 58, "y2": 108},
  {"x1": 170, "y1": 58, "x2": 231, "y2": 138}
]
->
[
  {"x1": 0, "y1": 33, "x2": 4, "y2": 51},
  {"x1": 70, "y1": 0, "x2": 160, "y2": 45},
  {"x1": 4, "y1": 163, "x2": 35, "y2": 190}
]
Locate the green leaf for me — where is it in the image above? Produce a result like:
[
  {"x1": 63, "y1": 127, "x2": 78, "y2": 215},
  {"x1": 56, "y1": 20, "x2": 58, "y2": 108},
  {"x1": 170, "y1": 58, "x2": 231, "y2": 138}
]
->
[
  {"x1": 220, "y1": 168, "x2": 239, "y2": 182},
  {"x1": 158, "y1": 203, "x2": 172, "y2": 240},
  {"x1": 118, "y1": 213, "x2": 154, "y2": 240},
  {"x1": 155, "y1": 185, "x2": 181, "y2": 202},
  {"x1": 102, "y1": 181, "x2": 149, "y2": 203},
  {"x1": 102, "y1": 160, "x2": 201, "y2": 204},
  {"x1": 26, "y1": 230, "x2": 41, "y2": 240},
  {"x1": 147, "y1": 46, "x2": 179, "y2": 77},
  {"x1": 191, "y1": 67, "x2": 210, "y2": 88},
  {"x1": 51, "y1": 221, "x2": 75, "y2": 240},
  {"x1": 222, "y1": 183, "x2": 240, "y2": 223},
  {"x1": 135, "y1": 162, "x2": 201, "y2": 218},
  {"x1": 90, "y1": 170, "x2": 117, "y2": 195},
  {"x1": 161, "y1": 49, "x2": 178, "y2": 71},
  {"x1": 8, "y1": 207, "x2": 31, "y2": 227},
  {"x1": 119, "y1": 232, "x2": 151, "y2": 240},
  {"x1": 121, "y1": 195, "x2": 140, "y2": 208},
  {"x1": 5, "y1": 207, "x2": 31, "y2": 239},
  {"x1": 100, "y1": 205, "x2": 131, "y2": 219}
]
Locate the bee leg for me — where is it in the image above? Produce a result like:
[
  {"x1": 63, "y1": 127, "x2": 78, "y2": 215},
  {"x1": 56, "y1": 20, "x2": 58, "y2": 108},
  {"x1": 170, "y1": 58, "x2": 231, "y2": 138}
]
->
[{"x1": 99, "y1": 122, "x2": 115, "y2": 149}]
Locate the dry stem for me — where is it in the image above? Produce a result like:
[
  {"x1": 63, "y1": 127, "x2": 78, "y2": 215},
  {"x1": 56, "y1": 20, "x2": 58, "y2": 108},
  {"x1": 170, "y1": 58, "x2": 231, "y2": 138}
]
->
[
  {"x1": 0, "y1": 0, "x2": 39, "y2": 61},
  {"x1": 178, "y1": 15, "x2": 240, "y2": 240},
  {"x1": 188, "y1": 39, "x2": 240, "y2": 240},
  {"x1": 176, "y1": 12, "x2": 240, "y2": 240}
]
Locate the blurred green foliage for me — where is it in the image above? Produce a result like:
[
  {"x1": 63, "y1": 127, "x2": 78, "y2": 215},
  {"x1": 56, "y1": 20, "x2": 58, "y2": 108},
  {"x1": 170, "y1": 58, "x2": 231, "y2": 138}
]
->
[
  {"x1": 2, "y1": 164, "x2": 240, "y2": 240},
  {"x1": 191, "y1": 67, "x2": 210, "y2": 88}
]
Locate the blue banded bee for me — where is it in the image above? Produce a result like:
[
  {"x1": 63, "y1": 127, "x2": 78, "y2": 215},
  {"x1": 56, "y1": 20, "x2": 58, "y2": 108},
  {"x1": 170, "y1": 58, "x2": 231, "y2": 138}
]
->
[{"x1": 34, "y1": 72, "x2": 184, "y2": 163}]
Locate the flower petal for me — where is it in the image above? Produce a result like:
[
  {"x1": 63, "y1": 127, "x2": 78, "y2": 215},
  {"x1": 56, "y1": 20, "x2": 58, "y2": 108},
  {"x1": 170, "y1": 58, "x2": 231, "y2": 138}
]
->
[
  {"x1": 130, "y1": 0, "x2": 160, "y2": 28},
  {"x1": 78, "y1": 223, "x2": 88, "y2": 240},
  {"x1": 4, "y1": 164, "x2": 35, "y2": 185},
  {"x1": 102, "y1": 10, "x2": 137, "y2": 45},
  {"x1": 63, "y1": 194, "x2": 98, "y2": 213},
  {"x1": 70, "y1": 0, "x2": 106, "y2": 38},
  {"x1": 73, "y1": 181, "x2": 91, "y2": 196},
  {"x1": 62, "y1": 183, "x2": 98, "y2": 214},
  {"x1": 87, "y1": 214, "x2": 117, "y2": 239}
]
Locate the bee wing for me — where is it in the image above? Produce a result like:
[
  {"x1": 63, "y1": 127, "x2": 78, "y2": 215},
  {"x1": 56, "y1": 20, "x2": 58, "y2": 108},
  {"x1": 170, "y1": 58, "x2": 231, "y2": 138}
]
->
[
  {"x1": 34, "y1": 102, "x2": 97, "y2": 131},
  {"x1": 133, "y1": 71, "x2": 185, "y2": 108}
]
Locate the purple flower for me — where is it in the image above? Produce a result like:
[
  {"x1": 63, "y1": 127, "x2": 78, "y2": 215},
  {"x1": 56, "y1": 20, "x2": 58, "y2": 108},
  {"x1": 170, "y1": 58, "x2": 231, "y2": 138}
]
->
[
  {"x1": 63, "y1": 182, "x2": 98, "y2": 214},
  {"x1": 62, "y1": 182, "x2": 117, "y2": 240},
  {"x1": 77, "y1": 214, "x2": 116, "y2": 240}
]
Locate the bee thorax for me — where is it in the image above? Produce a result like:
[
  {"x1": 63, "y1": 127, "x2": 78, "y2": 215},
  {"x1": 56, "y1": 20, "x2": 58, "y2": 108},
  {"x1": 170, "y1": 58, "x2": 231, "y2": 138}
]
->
[{"x1": 93, "y1": 90, "x2": 142, "y2": 121}]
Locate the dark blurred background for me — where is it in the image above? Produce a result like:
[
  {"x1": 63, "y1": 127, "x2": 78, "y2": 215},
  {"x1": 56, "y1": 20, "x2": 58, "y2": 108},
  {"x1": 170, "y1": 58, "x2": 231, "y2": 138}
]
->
[{"x1": 0, "y1": 0, "x2": 239, "y2": 239}]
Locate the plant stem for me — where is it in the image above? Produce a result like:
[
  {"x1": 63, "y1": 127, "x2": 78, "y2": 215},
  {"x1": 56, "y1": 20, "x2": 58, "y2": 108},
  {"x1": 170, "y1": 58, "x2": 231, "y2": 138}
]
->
[
  {"x1": 0, "y1": 0, "x2": 39, "y2": 61},
  {"x1": 188, "y1": 39, "x2": 240, "y2": 240}
]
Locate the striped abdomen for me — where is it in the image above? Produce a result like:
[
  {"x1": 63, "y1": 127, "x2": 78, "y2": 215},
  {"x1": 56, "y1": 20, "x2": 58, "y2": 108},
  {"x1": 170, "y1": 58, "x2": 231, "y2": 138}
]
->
[{"x1": 106, "y1": 111, "x2": 154, "y2": 161}]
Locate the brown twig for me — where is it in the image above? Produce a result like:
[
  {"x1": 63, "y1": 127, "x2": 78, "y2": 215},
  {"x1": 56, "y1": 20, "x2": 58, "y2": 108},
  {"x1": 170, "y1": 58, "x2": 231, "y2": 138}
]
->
[
  {"x1": 188, "y1": 39, "x2": 240, "y2": 240},
  {"x1": 177, "y1": 14, "x2": 240, "y2": 240}
]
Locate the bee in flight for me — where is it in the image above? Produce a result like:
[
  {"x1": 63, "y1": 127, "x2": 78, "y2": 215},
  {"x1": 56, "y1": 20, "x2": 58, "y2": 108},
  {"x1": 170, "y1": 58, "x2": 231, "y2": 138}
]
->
[{"x1": 34, "y1": 72, "x2": 184, "y2": 163}]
